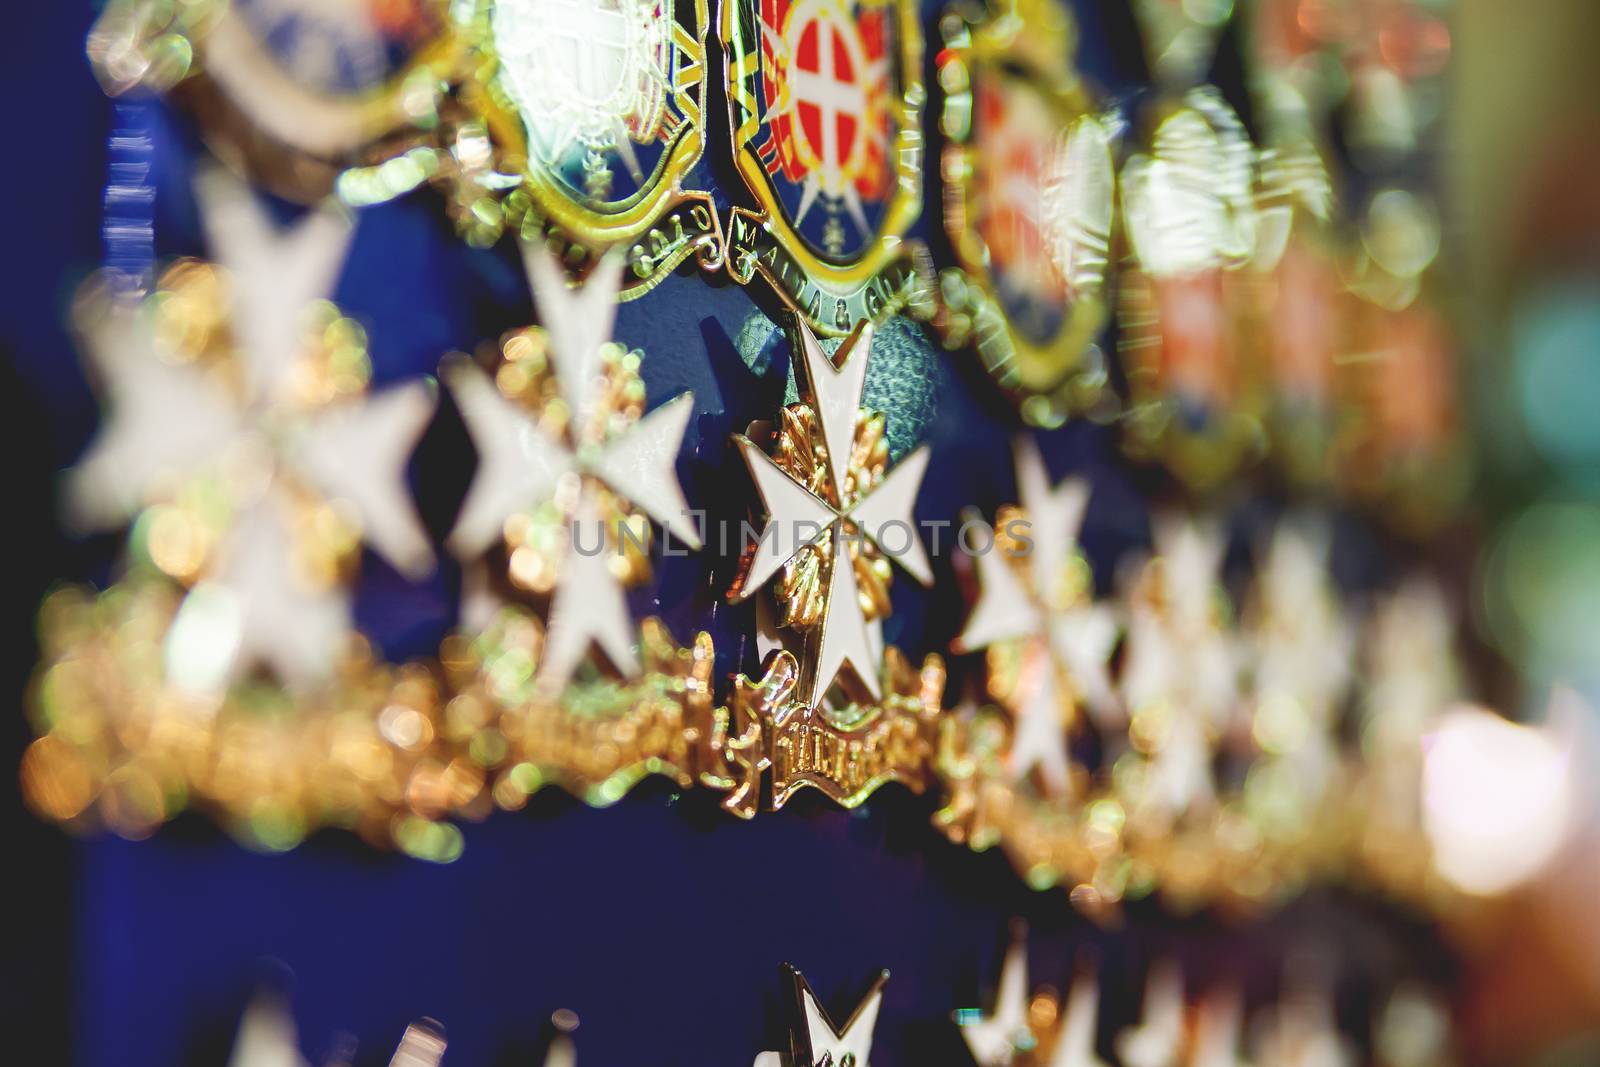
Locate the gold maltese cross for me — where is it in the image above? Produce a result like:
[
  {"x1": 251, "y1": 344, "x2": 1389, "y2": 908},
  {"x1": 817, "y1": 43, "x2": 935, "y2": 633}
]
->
[{"x1": 729, "y1": 317, "x2": 933, "y2": 707}]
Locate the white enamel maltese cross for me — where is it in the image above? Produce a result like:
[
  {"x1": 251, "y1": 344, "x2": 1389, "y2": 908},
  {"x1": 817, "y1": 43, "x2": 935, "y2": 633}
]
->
[{"x1": 730, "y1": 319, "x2": 932, "y2": 706}]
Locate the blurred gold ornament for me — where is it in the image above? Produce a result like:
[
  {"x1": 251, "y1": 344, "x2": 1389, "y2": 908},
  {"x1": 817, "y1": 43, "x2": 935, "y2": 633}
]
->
[
  {"x1": 446, "y1": 246, "x2": 700, "y2": 696},
  {"x1": 933, "y1": 0, "x2": 1114, "y2": 427},
  {"x1": 89, "y1": 0, "x2": 723, "y2": 292},
  {"x1": 728, "y1": 643, "x2": 943, "y2": 813},
  {"x1": 66, "y1": 167, "x2": 436, "y2": 695}
]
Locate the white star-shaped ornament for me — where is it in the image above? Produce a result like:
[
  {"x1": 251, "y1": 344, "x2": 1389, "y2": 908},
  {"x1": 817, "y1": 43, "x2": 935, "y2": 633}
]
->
[
  {"x1": 958, "y1": 932, "x2": 1035, "y2": 1067},
  {"x1": 1366, "y1": 578, "x2": 1458, "y2": 768},
  {"x1": 1116, "y1": 962, "x2": 1184, "y2": 1067},
  {"x1": 955, "y1": 439, "x2": 1119, "y2": 795},
  {"x1": 444, "y1": 245, "x2": 700, "y2": 695},
  {"x1": 1191, "y1": 988, "x2": 1251, "y2": 1067},
  {"x1": 1253, "y1": 991, "x2": 1352, "y2": 1067},
  {"x1": 67, "y1": 167, "x2": 435, "y2": 693},
  {"x1": 1249, "y1": 521, "x2": 1353, "y2": 791},
  {"x1": 1120, "y1": 517, "x2": 1238, "y2": 818},
  {"x1": 730, "y1": 319, "x2": 932, "y2": 706},
  {"x1": 225, "y1": 992, "x2": 310, "y2": 1067},
  {"x1": 1049, "y1": 969, "x2": 1111, "y2": 1067},
  {"x1": 1159, "y1": 517, "x2": 1238, "y2": 704},
  {"x1": 756, "y1": 967, "x2": 887, "y2": 1067},
  {"x1": 1252, "y1": 522, "x2": 1351, "y2": 710}
]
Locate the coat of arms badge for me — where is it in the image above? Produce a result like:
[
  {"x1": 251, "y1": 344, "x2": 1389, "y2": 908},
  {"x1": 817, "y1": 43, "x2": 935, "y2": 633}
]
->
[
  {"x1": 933, "y1": 0, "x2": 1116, "y2": 427},
  {"x1": 350, "y1": 0, "x2": 725, "y2": 293},
  {"x1": 91, "y1": 0, "x2": 724, "y2": 296},
  {"x1": 720, "y1": 0, "x2": 931, "y2": 336}
]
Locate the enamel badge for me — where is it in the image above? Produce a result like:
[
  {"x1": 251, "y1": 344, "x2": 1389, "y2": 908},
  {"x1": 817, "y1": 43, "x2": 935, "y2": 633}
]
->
[
  {"x1": 90, "y1": 0, "x2": 723, "y2": 293},
  {"x1": 346, "y1": 0, "x2": 725, "y2": 293},
  {"x1": 720, "y1": 0, "x2": 932, "y2": 336},
  {"x1": 934, "y1": 0, "x2": 1115, "y2": 426},
  {"x1": 1117, "y1": 87, "x2": 1263, "y2": 489}
]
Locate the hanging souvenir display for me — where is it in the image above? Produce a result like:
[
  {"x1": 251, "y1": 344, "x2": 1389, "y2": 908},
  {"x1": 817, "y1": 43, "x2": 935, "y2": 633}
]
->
[{"x1": 8, "y1": 0, "x2": 1547, "y2": 1063}]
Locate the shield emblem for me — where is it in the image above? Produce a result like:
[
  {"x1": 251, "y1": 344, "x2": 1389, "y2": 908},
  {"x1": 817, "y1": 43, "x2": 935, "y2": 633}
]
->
[
  {"x1": 493, "y1": 0, "x2": 675, "y2": 197},
  {"x1": 975, "y1": 79, "x2": 1070, "y2": 323},
  {"x1": 756, "y1": 0, "x2": 891, "y2": 232},
  {"x1": 342, "y1": 0, "x2": 724, "y2": 294},
  {"x1": 722, "y1": 0, "x2": 928, "y2": 336},
  {"x1": 933, "y1": 0, "x2": 1112, "y2": 425}
]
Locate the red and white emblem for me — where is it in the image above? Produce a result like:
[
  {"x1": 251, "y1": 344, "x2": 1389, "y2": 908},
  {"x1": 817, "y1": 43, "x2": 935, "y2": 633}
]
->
[
  {"x1": 975, "y1": 81, "x2": 1067, "y2": 304},
  {"x1": 1153, "y1": 270, "x2": 1239, "y2": 410},
  {"x1": 757, "y1": 0, "x2": 891, "y2": 230}
]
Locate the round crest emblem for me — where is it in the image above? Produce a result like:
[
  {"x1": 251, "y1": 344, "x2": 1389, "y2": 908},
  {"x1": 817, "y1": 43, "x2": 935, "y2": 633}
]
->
[
  {"x1": 479, "y1": 0, "x2": 722, "y2": 290},
  {"x1": 933, "y1": 0, "x2": 1114, "y2": 426},
  {"x1": 330, "y1": 0, "x2": 724, "y2": 295},
  {"x1": 491, "y1": 0, "x2": 674, "y2": 192},
  {"x1": 1117, "y1": 87, "x2": 1263, "y2": 488},
  {"x1": 721, "y1": 0, "x2": 930, "y2": 336}
]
